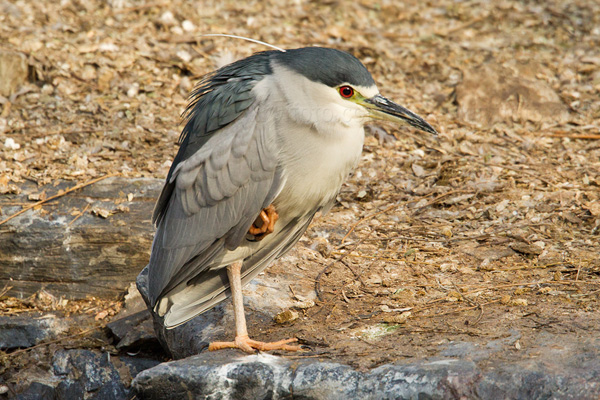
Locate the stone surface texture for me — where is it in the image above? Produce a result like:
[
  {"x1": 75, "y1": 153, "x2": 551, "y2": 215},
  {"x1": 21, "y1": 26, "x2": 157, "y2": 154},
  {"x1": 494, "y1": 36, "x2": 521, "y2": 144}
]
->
[
  {"x1": 0, "y1": 313, "x2": 68, "y2": 350},
  {"x1": 0, "y1": 177, "x2": 162, "y2": 299},
  {"x1": 132, "y1": 343, "x2": 600, "y2": 400}
]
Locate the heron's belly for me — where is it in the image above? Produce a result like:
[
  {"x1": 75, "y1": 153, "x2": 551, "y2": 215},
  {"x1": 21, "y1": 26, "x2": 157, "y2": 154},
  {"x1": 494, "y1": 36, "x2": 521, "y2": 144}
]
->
[{"x1": 274, "y1": 126, "x2": 365, "y2": 217}]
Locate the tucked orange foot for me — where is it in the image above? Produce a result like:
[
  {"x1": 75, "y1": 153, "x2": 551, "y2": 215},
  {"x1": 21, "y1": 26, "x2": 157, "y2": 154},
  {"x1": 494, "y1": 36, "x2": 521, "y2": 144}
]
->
[
  {"x1": 248, "y1": 204, "x2": 278, "y2": 240},
  {"x1": 208, "y1": 335, "x2": 302, "y2": 353}
]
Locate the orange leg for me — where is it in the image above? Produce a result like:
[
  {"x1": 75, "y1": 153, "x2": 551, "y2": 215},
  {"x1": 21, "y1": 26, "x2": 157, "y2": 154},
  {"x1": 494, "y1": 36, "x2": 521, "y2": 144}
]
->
[
  {"x1": 248, "y1": 204, "x2": 279, "y2": 240},
  {"x1": 208, "y1": 261, "x2": 302, "y2": 353}
]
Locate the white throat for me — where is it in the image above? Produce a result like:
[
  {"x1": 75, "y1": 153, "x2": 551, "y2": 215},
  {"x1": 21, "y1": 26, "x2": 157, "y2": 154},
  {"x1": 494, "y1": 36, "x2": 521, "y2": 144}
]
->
[{"x1": 267, "y1": 62, "x2": 377, "y2": 138}]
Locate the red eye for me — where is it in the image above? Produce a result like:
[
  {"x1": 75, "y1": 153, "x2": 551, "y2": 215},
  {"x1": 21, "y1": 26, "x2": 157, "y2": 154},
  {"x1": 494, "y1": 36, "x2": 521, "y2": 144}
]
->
[{"x1": 339, "y1": 85, "x2": 354, "y2": 98}]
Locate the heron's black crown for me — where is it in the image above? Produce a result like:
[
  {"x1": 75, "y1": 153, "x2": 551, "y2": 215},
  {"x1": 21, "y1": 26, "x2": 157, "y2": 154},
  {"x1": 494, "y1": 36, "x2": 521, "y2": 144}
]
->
[{"x1": 273, "y1": 47, "x2": 375, "y2": 88}]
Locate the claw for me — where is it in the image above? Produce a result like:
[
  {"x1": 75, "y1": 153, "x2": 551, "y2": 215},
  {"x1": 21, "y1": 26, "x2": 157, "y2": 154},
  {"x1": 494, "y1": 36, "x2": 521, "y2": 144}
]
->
[
  {"x1": 208, "y1": 335, "x2": 302, "y2": 353},
  {"x1": 248, "y1": 204, "x2": 278, "y2": 240}
]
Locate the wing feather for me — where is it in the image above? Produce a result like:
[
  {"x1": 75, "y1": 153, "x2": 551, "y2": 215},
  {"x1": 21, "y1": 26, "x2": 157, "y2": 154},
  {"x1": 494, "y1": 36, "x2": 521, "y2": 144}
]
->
[
  {"x1": 212, "y1": 161, "x2": 239, "y2": 199},
  {"x1": 206, "y1": 135, "x2": 234, "y2": 177},
  {"x1": 244, "y1": 137, "x2": 264, "y2": 172},
  {"x1": 152, "y1": 51, "x2": 276, "y2": 227}
]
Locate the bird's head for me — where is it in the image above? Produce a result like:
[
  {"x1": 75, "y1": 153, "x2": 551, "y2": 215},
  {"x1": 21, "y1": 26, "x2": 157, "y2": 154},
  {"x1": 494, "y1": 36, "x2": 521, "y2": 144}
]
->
[{"x1": 270, "y1": 47, "x2": 437, "y2": 135}]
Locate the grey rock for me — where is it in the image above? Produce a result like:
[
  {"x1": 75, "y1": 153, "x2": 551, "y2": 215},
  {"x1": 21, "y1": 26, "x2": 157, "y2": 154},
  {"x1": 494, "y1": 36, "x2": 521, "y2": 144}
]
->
[
  {"x1": 120, "y1": 357, "x2": 163, "y2": 379},
  {"x1": 439, "y1": 330, "x2": 521, "y2": 360},
  {"x1": 0, "y1": 177, "x2": 162, "y2": 300},
  {"x1": 52, "y1": 349, "x2": 127, "y2": 398},
  {"x1": 364, "y1": 361, "x2": 479, "y2": 399},
  {"x1": 121, "y1": 282, "x2": 148, "y2": 318},
  {"x1": 132, "y1": 352, "x2": 479, "y2": 400},
  {"x1": 55, "y1": 379, "x2": 85, "y2": 400},
  {"x1": 475, "y1": 337, "x2": 600, "y2": 399},
  {"x1": 106, "y1": 310, "x2": 160, "y2": 351},
  {"x1": 131, "y1": 321, "x2": 600, "y2": 400},
  {"x1": 0, "y1": 313, "x2": 68, "y2": 350},
  {"x1": 133, "y1": 346, "x2": 600, "y2": 400},
  {"x1": 14, "y1": 382, "x2": 55, "y2": 400},
  {"x1": 48, "y1": 349, "x2": 161, "y2": 400},
  {"x1": 107, "y1": 294, "x2": 147, "y2": 337},
  {"x1": 88, "y1": 379, "x2": 128, "y2": 400}
]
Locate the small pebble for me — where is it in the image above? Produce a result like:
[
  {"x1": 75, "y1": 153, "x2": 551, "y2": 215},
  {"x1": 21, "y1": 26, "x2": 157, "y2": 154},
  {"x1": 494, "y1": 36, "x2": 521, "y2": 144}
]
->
[
  {"x1": 382, "y1": 311, "x2": 411, "y2": 324},
  {"x1": 274, "y1": 309, "x2": 298, "y2": 324},
  {"x1": 4, "y1": 138, "x2": 20, "y2": 150},
  {"x1": 182, "y1": 20, "x2": 196, "y2": 32},
  {"x1": 127, "y1": 83, "x2": 139, "y2": 98},
  {"x1": 511, "y1": 298, "x2": 528, "y2": 306}
]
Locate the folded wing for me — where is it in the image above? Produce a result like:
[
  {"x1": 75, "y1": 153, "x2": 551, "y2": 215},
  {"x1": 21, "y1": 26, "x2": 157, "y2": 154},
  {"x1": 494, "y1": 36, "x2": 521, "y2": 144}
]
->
[{"x1": 148, "y1": 103, "x2": 284, "y2": 309}]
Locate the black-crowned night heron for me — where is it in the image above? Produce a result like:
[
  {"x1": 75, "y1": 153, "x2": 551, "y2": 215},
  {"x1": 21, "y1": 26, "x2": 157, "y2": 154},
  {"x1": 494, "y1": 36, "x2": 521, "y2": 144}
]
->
[{"x1": 147, "y1": 46, "x2": 437, "y2": 353}]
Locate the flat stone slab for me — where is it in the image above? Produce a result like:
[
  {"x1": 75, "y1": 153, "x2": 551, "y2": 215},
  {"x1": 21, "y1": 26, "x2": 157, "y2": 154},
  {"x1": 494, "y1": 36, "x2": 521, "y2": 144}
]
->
[
  {"x1": 456, "y1": 62, "x2": 571, "y2": 127},
  {"x1": 0, "y1": 313, "x2": 68, "y2": 350},
  {"x1": 0, "y1": 177, "x2": 162, "y2": 299},
  {"x1": 132, "y1": 338, "x2": 600, "y2": 400},
  {"x1": 0, "y1": 50, "x2": 28, "y2": 97}
]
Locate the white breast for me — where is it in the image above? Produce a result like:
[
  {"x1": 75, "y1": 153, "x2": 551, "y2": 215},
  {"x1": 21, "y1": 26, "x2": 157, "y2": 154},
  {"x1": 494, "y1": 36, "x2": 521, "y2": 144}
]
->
[{"x1": 274, "y1": 120, "x2": 364, "y2": 216}]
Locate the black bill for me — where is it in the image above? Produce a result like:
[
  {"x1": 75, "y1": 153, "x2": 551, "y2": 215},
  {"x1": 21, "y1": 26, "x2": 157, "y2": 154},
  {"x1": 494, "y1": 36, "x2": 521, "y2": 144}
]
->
[{"x1": 364, "y1": 94, "x2": 437, "y2": 135}]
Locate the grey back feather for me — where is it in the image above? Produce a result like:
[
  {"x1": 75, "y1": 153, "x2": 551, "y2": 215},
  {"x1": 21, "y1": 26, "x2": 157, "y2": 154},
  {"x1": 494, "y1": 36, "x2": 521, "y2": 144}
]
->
[
  {"x1": 147, "y1": 102, "x2": 284, "y2": 306},
  {"x1": 152, "y1": 50, "x2": 276, "y2": 227}
]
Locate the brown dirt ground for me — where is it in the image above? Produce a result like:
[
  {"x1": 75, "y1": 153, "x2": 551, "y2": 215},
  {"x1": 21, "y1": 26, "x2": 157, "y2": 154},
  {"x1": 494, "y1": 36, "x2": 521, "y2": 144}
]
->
[{"x1": 1, "y1": 0, "x2": 600, "y2": 379}]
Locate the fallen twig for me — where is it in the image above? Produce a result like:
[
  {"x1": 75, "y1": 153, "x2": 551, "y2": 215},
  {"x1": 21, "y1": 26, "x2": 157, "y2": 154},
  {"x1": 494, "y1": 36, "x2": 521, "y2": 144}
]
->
[
  {"x1": 0, "y1": 173, "x2": 119, "y2": 227},
  {"x1": 0, "y1": 284, "x2": 12, "y2": 298},
  {"x1": 545, "y1": 133, "x2": 600, "y2": 140},
  {"x1": 68, "y1": 203, "x2": 91, "y2": 226},
  {"x1": 5, "y1": 325, "x2": 102, "y2": 358}
]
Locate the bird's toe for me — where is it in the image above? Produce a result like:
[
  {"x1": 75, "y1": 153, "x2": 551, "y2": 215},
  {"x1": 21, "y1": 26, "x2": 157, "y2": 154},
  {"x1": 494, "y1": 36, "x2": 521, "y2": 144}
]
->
[{"x1": 208, "y1": 336, "x2": 302, "y2": 353}]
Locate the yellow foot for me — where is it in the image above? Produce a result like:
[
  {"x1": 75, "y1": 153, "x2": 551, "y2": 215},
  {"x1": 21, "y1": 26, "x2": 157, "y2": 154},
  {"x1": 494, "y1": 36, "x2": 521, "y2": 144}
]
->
[{"x1": 208, "y1": 335, "x2": 302, "y2": 353}]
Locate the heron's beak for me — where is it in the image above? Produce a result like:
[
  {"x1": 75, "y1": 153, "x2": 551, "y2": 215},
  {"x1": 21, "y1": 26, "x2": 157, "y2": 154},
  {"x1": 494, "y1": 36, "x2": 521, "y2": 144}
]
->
[{"x1": 363, "y1": 94, "x2": 437, "y2": 135}]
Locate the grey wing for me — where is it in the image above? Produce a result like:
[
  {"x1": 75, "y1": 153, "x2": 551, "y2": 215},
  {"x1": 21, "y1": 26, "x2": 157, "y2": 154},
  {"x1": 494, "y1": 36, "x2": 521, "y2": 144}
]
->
[{"x1": 147, "y1": 103, "x2": 284, "y2": 308}]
